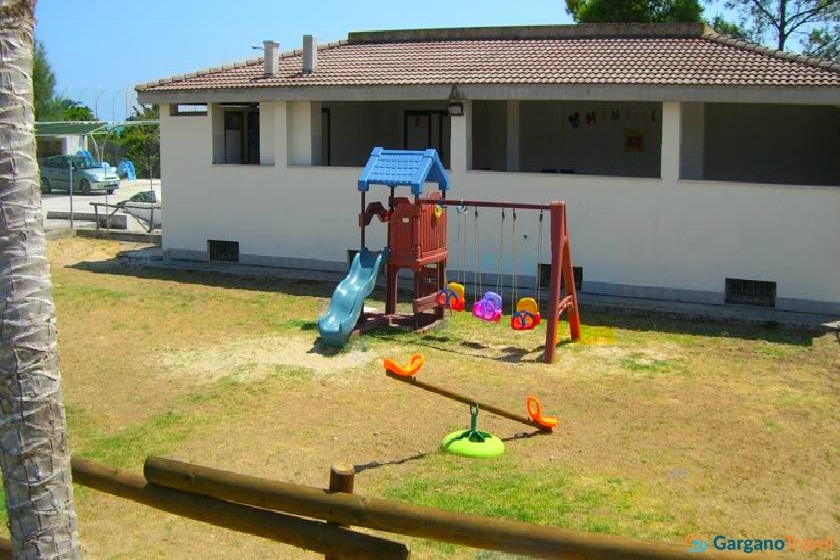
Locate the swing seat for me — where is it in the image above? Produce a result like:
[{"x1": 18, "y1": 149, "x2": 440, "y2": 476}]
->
[
  {"x1": 511, "y1": 297, "x2": 541, "y2": 331},
  {"x1": 383, "y1": 353, "x2": 425, "y2": 377},
  {"x1": 436, "y1": 282, "x2": 465, "y2": 311},
  {"x1": 472, "y1": 292, "x2": 502, "y2": 322},
  {"x1": 526, "y1": 395, "x2": 559, "y2": 430}
]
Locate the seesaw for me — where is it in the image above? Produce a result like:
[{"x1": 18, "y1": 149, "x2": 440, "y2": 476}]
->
[{"x1": 383, "y1": 354, "x2": 559, "y2": 432}]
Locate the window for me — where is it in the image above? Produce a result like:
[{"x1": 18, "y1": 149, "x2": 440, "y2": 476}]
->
[
  {"x1": 216, "y1": 103, "x2": 259, "y2": 164},
  {"x1": 538, "y1": 263, "x2": 582, "y2": 292},
  {"x1": 703, "y1": 103, "x2": 840, "y2": 186},
  {"x1": 170, "y1": 103, "x2": 208, "y2": 116},
  {"x1": 403, "y1": 110, "x2": 451, "y2": 168},
  {"x1": 321, "y1": 108, "x2": 331, "y2": 166},
  {"x1": 472, "y1": 100, "x2": 662, "y2": 178},
  {"x1": 208, "y1": 240, "x2": 239, "y2": 262},
  {"x1": 725, "y1": 278, "x2": 776, "y2": 307}
]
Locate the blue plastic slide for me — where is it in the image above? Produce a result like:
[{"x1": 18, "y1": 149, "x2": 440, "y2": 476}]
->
[{"x1": 317, "y1": 248, "x2": 388, "y2": 348}]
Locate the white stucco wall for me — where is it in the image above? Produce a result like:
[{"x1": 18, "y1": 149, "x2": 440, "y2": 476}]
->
[{"x1": 159, "y1": 101, "x2": 840, "y2": 313}]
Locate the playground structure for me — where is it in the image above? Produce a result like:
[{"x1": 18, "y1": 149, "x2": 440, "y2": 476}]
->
[{"x1": 317, "y1": 148, "x2": 581, "y2": 363}]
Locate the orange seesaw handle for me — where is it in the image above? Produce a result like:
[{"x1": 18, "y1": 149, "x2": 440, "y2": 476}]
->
[
  {"x1": 383, "y1": 353, "x2": 425, "y2": 377},
  {"x1": 526, "y1": 395, "x2": 559, "y2": 430}
]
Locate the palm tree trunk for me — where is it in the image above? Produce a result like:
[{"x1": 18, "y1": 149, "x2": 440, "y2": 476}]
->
[{"x1": 0, "y1": 1, "x2": 81, "y2": 558}]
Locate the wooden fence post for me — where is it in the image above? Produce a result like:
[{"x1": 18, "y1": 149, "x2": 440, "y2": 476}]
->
[{"x1": 326, "y1": 463, "x2": 358, "y2": 560}]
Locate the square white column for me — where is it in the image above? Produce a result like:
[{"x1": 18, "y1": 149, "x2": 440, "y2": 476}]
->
[
  {"x1": 259, "y1": 102, "x2": 276, "y2": 166},
  {"x1": 660, "y1": 101, "x2": 681, "y2": 181},
  {"x1": 449, "y1": 100, "x2": 471, "y2": 172},
  {"x1": 287, "y1": 101, "x2": 313, "y2": 166}
]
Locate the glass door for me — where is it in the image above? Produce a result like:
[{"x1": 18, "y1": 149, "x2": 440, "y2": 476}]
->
[{"x1": 404, "y1": 111, "x2": 450, "y2": 168}]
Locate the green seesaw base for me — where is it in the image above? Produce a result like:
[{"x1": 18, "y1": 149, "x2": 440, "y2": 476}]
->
[{"x1": 441, "y1": 430, "x2": 505, "y2": 458}]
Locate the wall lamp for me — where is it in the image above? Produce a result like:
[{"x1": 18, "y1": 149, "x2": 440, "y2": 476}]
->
[{"x1": 447, "y1": 102, "x2": 464, "y2": 117}]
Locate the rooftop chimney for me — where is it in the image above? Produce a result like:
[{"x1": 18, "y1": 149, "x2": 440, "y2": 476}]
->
[
  {"x1": 263, "y1": 40, "x2": 279, "y2": 77},
  {"x1": 303, "y1": 35, "x2": 317, "y2": 73}
]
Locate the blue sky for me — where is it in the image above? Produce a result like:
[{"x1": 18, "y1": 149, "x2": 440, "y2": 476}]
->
[{"x1": 35, "y1": 0, "x2": 734, "y2": 121}]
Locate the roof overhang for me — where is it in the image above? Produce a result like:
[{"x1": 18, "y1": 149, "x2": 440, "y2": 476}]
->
[
  {"x1": 138, "y1": 83, "x2": 840, "y2": 106},
  {"x1": 35, "y1": 120, "x2": 159, "y2": 137}
]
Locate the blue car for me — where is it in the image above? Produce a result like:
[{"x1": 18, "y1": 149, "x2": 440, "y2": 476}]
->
[{"x1": 40, "y1": 155, "x2": 120, "y2": 195}]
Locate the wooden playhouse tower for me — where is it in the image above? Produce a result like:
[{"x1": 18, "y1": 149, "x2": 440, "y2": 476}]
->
[{"x1": 357, "y1": 148, "x2": 450, "y2": 330}]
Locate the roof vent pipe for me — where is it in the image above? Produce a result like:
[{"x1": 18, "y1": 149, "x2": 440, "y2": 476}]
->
[
  {"x1": 263, "y1": 40, "x2": 279, "y2": 77},
  {"x1": 303, "y1": 35, "x2": 317, "y2": 73}
]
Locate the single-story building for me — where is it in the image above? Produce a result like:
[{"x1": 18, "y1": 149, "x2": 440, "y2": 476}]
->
[
  {"x1": 34, "y1": 121, "x2": 97, "y2": 159},
  {"x1": 136, "y1": 23, "x2": 840, "y2": 315}
]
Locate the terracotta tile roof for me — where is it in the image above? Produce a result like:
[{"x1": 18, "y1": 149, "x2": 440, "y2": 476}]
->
[{"x1": 137, "y1": 25, "x2": 840, "y2": 93}]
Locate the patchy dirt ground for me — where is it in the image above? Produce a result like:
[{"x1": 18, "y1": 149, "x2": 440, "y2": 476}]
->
[
  {"x1": 162, "y1": 335, "x2": 379, "y2": 383},
  {"x1": 6, "y1": 237, "x2": 836, "y2": 559}
]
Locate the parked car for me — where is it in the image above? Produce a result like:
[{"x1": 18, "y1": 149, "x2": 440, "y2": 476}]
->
[{"x1": 40, "y1": 155, "x2": 120, "y2": 195}]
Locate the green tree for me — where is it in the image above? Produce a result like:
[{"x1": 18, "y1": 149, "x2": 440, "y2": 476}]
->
[
  {"x1": 709, "y1": 14, "x2": 754, "y2": 38},
  {"x1": 32, "y1": 39, "x2": 58, "y2": 120},
  {"x1": 113, "y1": 105, "x2": 160, "y2": 178},
  {"x1": 63, "y1": 102, "x2": 95, "y2": 121},
  {"x1": 804, "y1": 25, "x2": 839, "y2": 58},
  {"x1": 0, "y1": 0, "x2": 81, "y2": 557},
  {"x1": 720, "y1": 0, "x2": 839, "y2": 52},
  {"x1": 565, "y1": 0, "x2": 704, "y2": 23}
]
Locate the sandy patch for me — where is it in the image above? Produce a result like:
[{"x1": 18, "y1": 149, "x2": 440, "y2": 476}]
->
[
  {"x1": 585, "y1": 342, "x2": 680, "y2": 362},
  {"x1": 162, "y1": 335, "x2": 379, "y2": 382}
]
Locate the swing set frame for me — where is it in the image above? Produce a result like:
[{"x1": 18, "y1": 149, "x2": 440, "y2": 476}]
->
[{"x1": 420, "y1": 199, "x2": 581, "y2": 363}]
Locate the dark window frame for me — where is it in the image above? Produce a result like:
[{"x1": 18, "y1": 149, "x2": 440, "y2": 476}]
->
[
  {"x1": 725, "y1": 278, "x2": 776, "y2": 307},
  {"x1": 207, "y1": 240, "x2": 240, "y2": 263},
  {"x1": 403, "y1": 110, "x2": 450, "y2": 168},
  {"x1": 321, "y1": 107, "x2": 331, "y2": 166},
  {"x1": 539, "y1": 263, "x2": 583, "y2": 292},
  {"x1": 170, "y1": 103, "x2": 208, "y2": 117},
  {"x1": 221, "y1": 104, "x2": 260, "y2": 165}
]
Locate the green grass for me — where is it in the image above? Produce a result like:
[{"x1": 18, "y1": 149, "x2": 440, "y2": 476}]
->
[
  {"x1": 619, "y1": 352, "x2": 674, "y2": 373},
  {"x1": 68, "y1": 372, "x2": 276, "y2": 470},
  {"x1": 381, "y1": 454, "x2": 683, "y2": 539}
]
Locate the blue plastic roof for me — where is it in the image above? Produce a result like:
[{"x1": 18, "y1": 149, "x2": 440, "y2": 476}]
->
[{"x1": 357, "y1": 148, "x2": 449, "y2": 196}]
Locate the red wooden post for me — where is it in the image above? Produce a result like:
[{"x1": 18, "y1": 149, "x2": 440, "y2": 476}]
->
[
  {"x1": 544, "y1": 202, "x2": 582, "y2": 363},
  {"x1": 544, "y1": 202, "x2": 564, "y2": 363},
  {"x1": 386, "y1": 265, "x2": 397, "y2": 316},
  {"x1": 562, "y1": 229, "x2": 581, "y2": 342},
  {"x1": 436, "y1": 260, "x2": 446, "y2": 320}
]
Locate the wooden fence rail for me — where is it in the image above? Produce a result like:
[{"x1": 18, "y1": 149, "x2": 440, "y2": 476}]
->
[
  {"x1": 71, "y1": 458, "x2": 409, "y2": 560},
  {"x1": 144, "y1": 456, "x2": 757, "y2": 560}
]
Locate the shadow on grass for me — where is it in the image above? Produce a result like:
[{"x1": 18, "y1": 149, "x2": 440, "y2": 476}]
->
[
  {"x1": 365, "y1": 326, "x2": 572, "y2": 363},
  {"x1": 69, "y1": 257, "x2": 340, "y2": 299},
  {"x1": 354, "y1": 430, "x2": 545, "y2": 474},
  {"x1": 70, "y1": 257, "x2": 821, "y2": 347},
  {"x1": 581, "y1": 309, "x2": 818, "y2": 347}
]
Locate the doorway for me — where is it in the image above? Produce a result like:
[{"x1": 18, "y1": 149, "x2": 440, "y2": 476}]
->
[{"x1": 403, "y1": 110, "x2": 450, "y2": 168}]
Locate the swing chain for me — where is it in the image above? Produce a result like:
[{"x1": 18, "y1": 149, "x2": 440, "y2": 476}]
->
[
  {"x1": 511, "y1": 209, "x2": 517, "y2": 315},
  {"x1": 537, "y1": 210, "x2": 544, "y2": 304},
  {"x1": 461, "y1": 205, "x2": 468, "y2": 286},
  {"x1": 474, "y1": 207, "x2": 481, "y2": 300},
  {"x1": 496, "y1": 209, "x2": 505, "y2": 295}
]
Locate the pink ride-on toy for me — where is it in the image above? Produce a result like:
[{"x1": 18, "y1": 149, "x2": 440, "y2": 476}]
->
[{"x1": 472, "y1": 291, "x2": 502, "y2": 322}]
